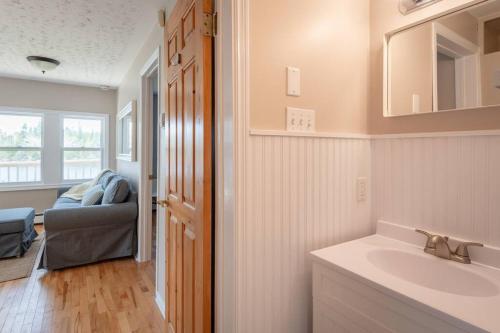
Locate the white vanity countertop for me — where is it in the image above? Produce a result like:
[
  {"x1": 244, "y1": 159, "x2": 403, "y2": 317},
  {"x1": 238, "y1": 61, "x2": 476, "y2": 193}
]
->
[{"x1": 310, "y1": 227, "x2": 500, "y2": 333}]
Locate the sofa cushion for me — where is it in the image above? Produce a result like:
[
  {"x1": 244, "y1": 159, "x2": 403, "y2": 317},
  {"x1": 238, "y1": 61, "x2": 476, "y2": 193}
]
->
[
  {"x1": 97, "y1": 170, "x2": 117, "y2": 188},
  {"x1": 102, "y1": 177, "x2": 130, "y2": 204},
  {"x1": 0, "y1": 208, "x2": 35, "y2": 234},
  {"x1": 53, "y1": 197, "x2": 82, "y2": 209},
  {"x1": 81, "y1": 185, "x2": 104, "y2": 206}
]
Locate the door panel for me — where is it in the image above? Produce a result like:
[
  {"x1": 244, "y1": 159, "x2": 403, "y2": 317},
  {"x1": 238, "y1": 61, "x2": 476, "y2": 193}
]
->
[
  {"x1": 167, "y1": 213, "x2": 181, "y2": 333},
  {"x1": 168, "y1": 79, "x2": 179, "y2": 196},
  {"x1": 176, "y1": 221, "x2": 183, "y2": 333},
  {"x1": 164, "y1": 0, "x2": 213, "y2": 332},
  {"x1": 182, "y1": 4, "x2": 196, "y2": 45},
  {"x1": 182, "y1": 225, "x2": 195, "y2": 332},
  {"x1": 168, "y1": 33, "x2": 178, "y2": 66},
  {"x1": 182, "y1": 60, "x2": 196, "y2": 208}
]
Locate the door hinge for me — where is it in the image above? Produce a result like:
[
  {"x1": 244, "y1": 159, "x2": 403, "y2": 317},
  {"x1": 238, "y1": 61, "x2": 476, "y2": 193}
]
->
[{"x1": 202, "y1": 12, "x2": 217, "y2": 37}]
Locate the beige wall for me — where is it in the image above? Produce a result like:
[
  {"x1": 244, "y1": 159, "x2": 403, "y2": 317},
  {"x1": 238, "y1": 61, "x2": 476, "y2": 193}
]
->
[
  {"x1": 438, "y1": 11, "x2": 479, "y2": 44},
  {"x1": 389, "y1": 23, "x2": 433, "y2": 115},
  {"x1": 482, "y1": 52, "x2": 500, "y2": 106},
  {"x1": 0, "y1": 77, "x2": 117, "y2": 214},
  {"x1": 369, "y1": 0, "x2": 500, "y2": 134},
  {"x1": 249, "y1": 0, "x2": 370, "y2": 133},
  {"x1": 0, "y1": 77, "x2": 117, "y2": 116}
]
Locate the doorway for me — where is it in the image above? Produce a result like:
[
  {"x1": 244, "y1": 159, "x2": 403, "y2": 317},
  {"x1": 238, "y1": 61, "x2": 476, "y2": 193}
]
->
[
  {"x1": 149, "y1": 69, "x2": 159, "y2": 279},
  {"x1": 433, "y1": 22, "x2": 481, "y2": 111},
  {"x1": 137, "y1": 48, "x2": 162, "y2": 276}
]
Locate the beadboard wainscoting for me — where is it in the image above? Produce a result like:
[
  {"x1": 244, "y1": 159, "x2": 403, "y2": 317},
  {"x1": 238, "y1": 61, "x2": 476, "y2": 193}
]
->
[
  {"x1": 372, "y1": 134, "x2": 500, "y2": 247},
  {"x1": 238, "y1": 134, "x2": 372, "y2": 333}
]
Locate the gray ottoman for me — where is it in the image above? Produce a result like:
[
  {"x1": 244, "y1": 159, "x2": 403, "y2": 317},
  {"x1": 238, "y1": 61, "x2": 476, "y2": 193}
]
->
[{"x1": 0, "y1": 208, "x2": 37, "y2": 258}]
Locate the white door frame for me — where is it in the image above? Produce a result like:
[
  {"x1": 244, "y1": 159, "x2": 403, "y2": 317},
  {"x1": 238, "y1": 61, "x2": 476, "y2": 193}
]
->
[
  {"x1": 137, "y1": 47, "x2": 162, "y2": 264},
  {"x1": 215, "y1": 0, "x2": 248, "y2": 331}
]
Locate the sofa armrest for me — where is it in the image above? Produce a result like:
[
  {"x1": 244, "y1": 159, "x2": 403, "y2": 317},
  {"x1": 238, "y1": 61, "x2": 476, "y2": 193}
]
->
[
  {"x1": 44, "y1": 202, "x2": 137, "y2": 232},
  {"x1": 56, "y1": 187, "x2": 72, "y2": 198}
]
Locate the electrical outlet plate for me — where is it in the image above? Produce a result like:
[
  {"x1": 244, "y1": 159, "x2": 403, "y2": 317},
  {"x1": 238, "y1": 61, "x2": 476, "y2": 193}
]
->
[
  {"x1": 357, "y1": 177, "x2": 368, "y2": 202},
  {"x1": 286, "y1": 107, "x2": 315, "y2": 132}
]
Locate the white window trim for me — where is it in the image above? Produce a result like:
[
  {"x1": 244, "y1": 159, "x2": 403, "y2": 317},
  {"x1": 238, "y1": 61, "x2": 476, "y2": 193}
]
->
[
  {"x1": 60, "y1": 114, "x2": 108, "y2": 183},
  {"x1": 0, "y1": 106, "x2": 109, "y2": 191},
  {"x1": 117, "y1": 100, "x2": 137, "y2": 162},
  {"x1": 0, "y1": 110, "x2": 45, "y2": 186}
]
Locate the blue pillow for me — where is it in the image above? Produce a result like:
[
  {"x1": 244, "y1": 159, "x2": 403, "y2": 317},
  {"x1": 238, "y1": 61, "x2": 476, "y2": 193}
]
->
[
  {"x1": 81, "y1": 185, "x2": 104, "y2": 206},
  {"x1": 97, "y1": 170, "x2": 116, "y2": 188},
  {"x1": 102, "y1": 177, "x2": 130, "y2": 204}
]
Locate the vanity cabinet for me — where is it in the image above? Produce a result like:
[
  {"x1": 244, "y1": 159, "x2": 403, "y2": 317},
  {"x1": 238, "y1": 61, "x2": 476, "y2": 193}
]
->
[{"x1": 312, "y1": 262, "x2": 476, "y2": 333}]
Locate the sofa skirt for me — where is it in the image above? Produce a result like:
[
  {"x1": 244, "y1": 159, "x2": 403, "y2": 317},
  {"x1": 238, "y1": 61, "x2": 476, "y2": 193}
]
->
[{"x1": 39, "y1": 221, "x2": 136, "y2": 270}]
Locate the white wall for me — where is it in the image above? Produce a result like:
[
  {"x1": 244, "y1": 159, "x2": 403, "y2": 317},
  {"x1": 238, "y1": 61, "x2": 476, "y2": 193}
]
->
[
  {"x1": 372, "y1": 132, "x2": 500, "y2": 247},
  {"x1": 236, "y1": 134, "x2": 372, "y2": 333},
  {"x1": 227, "y1": 0, "x2": 374, "y2": 331},
  {"x1": 0, "y1": 77, "x2": 117, "y2": 214}
]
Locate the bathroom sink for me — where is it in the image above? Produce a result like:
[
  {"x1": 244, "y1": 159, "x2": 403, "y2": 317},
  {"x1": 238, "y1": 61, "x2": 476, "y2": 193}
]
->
[
  {"x1": 310, "y1": 221, "x2": 500, "y2": 332},
  {"x1": 366, "y1": 249, "x2": 499, "y2": 297}
]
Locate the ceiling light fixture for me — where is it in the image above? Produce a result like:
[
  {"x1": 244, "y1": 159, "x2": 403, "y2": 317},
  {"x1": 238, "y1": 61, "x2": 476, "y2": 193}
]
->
[
  {"x1": 399, "y1": 0, "x2": 442, "y2": 15},
  {"x1": 26, "y1": 56, "x2": 60, "y2": 74}
]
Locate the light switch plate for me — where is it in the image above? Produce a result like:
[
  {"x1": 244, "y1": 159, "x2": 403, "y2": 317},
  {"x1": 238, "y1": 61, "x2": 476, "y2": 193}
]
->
[
  {"x1": 286, "y1": 107, "x2": 315, "y2": 132},
  {"x1": 287, "y1": 67, "x2": 301, "y2": 96}
]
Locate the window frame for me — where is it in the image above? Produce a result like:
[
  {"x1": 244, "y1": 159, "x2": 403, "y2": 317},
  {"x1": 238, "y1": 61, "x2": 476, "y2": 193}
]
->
[
  {"x1": 0, "y1": 110, "x2": 44, "y2": 186},
  {"x1": 0, "y1": 107, "x2": 109, "y2": 190},
  {"x1": 60, "y1": 114, "x2": 107, "y2": 183}
]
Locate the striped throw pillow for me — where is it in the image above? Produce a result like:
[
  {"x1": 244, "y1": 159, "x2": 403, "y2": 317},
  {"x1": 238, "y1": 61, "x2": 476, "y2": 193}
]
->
[{"x1": 81, "y1": 185, "x2": 104, "y2": 206}]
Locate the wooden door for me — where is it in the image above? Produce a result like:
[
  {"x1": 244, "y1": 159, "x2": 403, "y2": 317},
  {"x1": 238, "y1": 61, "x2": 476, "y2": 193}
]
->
[{"x1": 163, "y1": 0, "x2": 213, "y2": 332}]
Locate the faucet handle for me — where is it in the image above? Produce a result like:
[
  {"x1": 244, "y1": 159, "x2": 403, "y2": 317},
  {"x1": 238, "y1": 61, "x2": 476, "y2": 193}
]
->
[
  {"x1": 455, "y1": 242, "x2": 484, "y2": 258},
  {"x1": 415, "y1": 229, "x2": 432, "y2": 237},
  {"x1": 415, "y1": 229, "x2": 437, "y2": 248}
]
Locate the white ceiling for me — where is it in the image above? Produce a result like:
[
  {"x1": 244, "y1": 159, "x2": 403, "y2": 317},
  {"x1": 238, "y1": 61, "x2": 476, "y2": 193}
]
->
[{"x1": 0, "y1": 0, "x2": 169, "y2": 88}]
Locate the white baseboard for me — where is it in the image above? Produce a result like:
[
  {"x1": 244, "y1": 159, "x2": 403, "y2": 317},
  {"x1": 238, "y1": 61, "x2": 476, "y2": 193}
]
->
[{"x1": 155, "y1": 291, "x2": 166, "y2": 318}]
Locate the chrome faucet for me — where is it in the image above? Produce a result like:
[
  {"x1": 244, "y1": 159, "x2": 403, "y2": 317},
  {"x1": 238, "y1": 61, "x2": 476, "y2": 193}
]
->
[{"x1": 415, "y1": 229, "x2": 483, "y2": 264}]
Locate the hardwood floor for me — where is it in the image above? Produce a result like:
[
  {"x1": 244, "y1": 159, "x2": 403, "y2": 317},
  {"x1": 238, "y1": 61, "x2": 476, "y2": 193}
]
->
[{"x1": 0, "y1": 225, "x2": 164, "y2": 333}]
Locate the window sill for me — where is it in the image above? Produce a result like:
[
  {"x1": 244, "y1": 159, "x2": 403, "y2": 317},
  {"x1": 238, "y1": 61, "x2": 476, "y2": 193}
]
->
[{"x1": 0, "y1": 184, "x2": 73, "y2": 192}]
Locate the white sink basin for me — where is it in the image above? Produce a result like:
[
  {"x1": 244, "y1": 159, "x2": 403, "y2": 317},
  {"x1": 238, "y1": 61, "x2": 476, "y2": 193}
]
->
[
  {"x1": 310, "y1": 221, "x2": 500, "y2": 333},
  {"x1": 367, "y1": 249, "x2": 499, "y2": 297}
]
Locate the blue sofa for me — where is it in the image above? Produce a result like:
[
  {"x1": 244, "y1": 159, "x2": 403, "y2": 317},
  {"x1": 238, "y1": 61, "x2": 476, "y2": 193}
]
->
[{"x1": 40, "y1": 171, "x2": 138, "y2": 270}]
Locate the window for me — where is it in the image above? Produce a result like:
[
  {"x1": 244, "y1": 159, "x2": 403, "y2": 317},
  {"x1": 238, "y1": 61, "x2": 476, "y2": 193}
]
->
[
  {"x1": 0, "y1": 108, "x2": 108, "y2": 188},
  {"x1": 63, "y1": 117, "x2": 104, "y2": 181},
  {"x1": 0, "y1": 113, "x2": 43, "y2": 184}
]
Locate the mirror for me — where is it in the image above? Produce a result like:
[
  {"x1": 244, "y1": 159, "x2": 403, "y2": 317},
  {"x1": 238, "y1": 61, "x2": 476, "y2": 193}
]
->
[
  {"x1": 117, "y1": 100, "x2": 137, "y2": 161},
  {"x1": 385, "y1": 0, "x2": 500, "y2": 116}
]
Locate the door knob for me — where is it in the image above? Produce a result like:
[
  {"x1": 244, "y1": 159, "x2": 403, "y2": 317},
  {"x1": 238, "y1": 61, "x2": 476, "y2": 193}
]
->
[
  {"x1": 158, "y1": 199, "x2": 170, "y2": 208},
  {"x1": 184, "y1": 228, "x2": 196, "y2": 240}
]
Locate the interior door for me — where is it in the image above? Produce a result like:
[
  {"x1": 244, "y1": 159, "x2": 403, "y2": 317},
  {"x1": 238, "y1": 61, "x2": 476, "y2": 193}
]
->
[{"x1": 162, "y1": 0, "x2": 213, "y2": 332}]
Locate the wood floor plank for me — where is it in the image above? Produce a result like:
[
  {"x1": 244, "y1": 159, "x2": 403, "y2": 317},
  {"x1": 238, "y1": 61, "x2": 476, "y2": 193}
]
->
[{"x1": 0, "y1": 249, "x2": 163, "y2": 333}]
